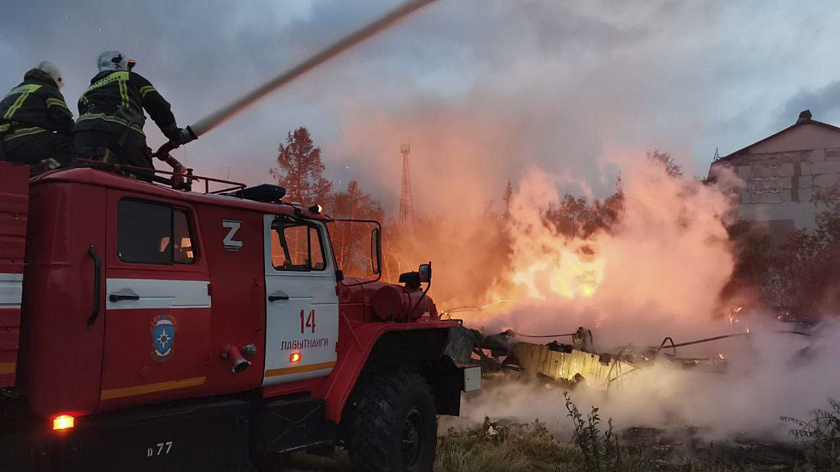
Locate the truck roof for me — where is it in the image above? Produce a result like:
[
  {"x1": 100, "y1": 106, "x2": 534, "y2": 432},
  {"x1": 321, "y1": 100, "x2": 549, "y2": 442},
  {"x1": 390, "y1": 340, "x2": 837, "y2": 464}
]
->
[{"x1": 31, "y1": 167, "x2": 329, "y2": 221}]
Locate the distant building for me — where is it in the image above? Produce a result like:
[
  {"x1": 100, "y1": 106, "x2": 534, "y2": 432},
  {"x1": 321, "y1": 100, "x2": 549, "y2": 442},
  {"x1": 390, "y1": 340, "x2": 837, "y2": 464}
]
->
[{"x1": 710, "y1": 110, "x2": 840, "y2": 236}]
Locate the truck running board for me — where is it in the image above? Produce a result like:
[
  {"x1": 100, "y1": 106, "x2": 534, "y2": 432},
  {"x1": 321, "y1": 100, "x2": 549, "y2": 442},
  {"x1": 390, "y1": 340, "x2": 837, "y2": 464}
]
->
[{"x1": 251, "y1": 395, "x2": 336, "y2": 457}]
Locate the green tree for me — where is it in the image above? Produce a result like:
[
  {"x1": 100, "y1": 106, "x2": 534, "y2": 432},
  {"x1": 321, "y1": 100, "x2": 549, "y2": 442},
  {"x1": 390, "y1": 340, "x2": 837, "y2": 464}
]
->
[
  {"x1": 270, "y1": 127, "x2": 333, "y2": 205},
  {"x1": 545, "y1": 195, "x2": 594, "y2": 238},
  {"x1": 502, "y1": 179, "x2": 514, "y2": 216},
  {"x1": 647, "y1": 150, "x2": 683, "y2": 178},
  {"x1": 544, "y1": 193, "x2": 621, "y2": 239},
  {"x1": 815, "y1": 184, "x2": 840, "y2": 243},
  {"x1": 597, "y1": 177, "x2": 624, "y2": 233},
  {"x1": 726, "y1": 184, "x2": 840, "y2": 315}
]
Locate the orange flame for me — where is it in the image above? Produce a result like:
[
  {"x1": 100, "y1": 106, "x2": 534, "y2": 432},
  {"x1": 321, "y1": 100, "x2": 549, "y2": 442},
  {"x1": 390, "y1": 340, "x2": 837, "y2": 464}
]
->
[{"x1": 512, "y1": 244, "x2": 605, "y2": 300}]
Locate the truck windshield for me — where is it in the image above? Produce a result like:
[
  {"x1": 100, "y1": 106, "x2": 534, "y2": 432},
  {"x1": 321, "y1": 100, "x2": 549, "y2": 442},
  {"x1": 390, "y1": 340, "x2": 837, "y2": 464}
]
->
[{"x1": 326, "y1": 220, "x2": 379, "y2": 281}]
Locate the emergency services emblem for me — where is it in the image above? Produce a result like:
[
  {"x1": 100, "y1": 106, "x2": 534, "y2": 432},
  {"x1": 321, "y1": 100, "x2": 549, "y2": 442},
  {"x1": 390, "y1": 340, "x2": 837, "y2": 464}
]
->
[{"x1": 151, "y1": 315, "x2": 176, "y2": 362}]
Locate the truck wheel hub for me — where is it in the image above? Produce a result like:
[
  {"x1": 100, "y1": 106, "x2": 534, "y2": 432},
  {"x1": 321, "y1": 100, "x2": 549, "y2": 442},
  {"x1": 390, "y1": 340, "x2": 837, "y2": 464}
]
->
[{"x1": 401, "y1": 407, "x2": 423, "y2": 467}]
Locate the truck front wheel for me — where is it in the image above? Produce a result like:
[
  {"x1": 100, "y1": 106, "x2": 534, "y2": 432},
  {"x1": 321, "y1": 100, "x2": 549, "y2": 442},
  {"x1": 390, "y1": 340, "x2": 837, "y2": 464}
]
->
[{"x1": 346, "y1": 371, "x2": 437, "y2": 472}]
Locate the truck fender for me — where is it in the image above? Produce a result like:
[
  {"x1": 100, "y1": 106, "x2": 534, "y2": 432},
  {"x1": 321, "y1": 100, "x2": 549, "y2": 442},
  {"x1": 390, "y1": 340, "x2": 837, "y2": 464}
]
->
[{"x1": 313, "y1": 321, "x2": 454, "y2": 422}]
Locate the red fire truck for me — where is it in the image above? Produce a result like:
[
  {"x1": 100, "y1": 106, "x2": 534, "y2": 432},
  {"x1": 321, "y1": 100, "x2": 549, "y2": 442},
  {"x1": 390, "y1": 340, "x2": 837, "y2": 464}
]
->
[{"x1": 0, "y1": 160, "x2": 479, "y2": 471}]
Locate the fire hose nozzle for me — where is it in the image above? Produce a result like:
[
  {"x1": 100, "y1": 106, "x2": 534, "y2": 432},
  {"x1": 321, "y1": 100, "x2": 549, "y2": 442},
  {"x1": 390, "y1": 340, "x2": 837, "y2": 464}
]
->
[
  {"x1": 223, "y1": 345, "x2": 252, "y2": 374},
  {"x1": 181, "y1": 125, "x2": 197, "y2": 144}
]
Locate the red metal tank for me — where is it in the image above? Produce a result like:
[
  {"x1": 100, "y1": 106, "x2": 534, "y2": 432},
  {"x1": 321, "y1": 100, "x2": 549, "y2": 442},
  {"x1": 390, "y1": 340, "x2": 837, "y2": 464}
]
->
[
  {"x1": 371, "y1": 284, "x2": 437, "y2": 321},
  {"x1": 0, "y1": 162, "x2": 28, "y2": 388}
]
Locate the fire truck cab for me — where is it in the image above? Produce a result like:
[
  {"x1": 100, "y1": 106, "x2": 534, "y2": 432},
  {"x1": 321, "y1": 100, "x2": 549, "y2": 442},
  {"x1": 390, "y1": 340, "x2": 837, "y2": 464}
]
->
[{"x1": 0, "y1": 161, "x2": 478, "y2": 472}]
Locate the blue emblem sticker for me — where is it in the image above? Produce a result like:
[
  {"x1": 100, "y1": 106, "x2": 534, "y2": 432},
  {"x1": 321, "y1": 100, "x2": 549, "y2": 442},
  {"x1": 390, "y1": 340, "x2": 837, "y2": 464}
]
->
[{"x1": 151, "y1": 314, "x2": 176, "y2": 362}]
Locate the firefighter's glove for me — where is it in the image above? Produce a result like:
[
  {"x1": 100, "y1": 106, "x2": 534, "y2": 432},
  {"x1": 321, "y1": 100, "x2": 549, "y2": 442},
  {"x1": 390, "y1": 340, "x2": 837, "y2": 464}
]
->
[
  {"x1": 178, "y1": 126, "x2": 197, "y2": 144},
  {"x1": 166, "y1": 127, "x2": 197, "y2": 150}
]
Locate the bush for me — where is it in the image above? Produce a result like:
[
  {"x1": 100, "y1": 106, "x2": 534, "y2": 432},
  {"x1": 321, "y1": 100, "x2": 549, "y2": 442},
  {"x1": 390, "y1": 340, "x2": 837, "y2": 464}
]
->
[
  {"x1": 564, "y1": 391, "x2": 621, "y2": 471},
  {"x1": 783, "y1": 398, "x2": 840, "y2": 470},
  {"x1": 562, "y1": 392, "x2": 680, "y2": 472}
]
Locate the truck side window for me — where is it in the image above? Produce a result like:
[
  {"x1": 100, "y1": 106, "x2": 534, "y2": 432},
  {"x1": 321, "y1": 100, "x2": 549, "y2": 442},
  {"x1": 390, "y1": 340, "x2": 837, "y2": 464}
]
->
[
  {"x1": 118, "y1": 199, "x2": 196, "y2": 265},
  {"x1": 271, "y1": 220, "x2": 326, "y2": 271}
]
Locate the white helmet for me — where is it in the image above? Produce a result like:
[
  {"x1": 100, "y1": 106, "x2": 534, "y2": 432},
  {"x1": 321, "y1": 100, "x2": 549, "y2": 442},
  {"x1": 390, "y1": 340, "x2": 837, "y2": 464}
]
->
[
  {"x1": 97, "y1": 50, "x2": 130, "y2": 72},
  {"x1": 36, "y1": 61, "x2": 64, "y2": 89}
]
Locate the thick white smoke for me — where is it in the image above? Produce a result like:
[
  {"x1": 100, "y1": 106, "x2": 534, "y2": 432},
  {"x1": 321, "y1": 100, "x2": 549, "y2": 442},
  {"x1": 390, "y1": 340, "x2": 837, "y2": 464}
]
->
[{"x1": 457, "y1": 319, "x2": 835, "y2": 442}]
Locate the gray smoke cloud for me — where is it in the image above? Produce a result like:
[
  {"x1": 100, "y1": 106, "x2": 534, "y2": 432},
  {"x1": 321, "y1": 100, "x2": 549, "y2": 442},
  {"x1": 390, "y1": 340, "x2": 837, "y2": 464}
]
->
[
  {"x1": 2, "y1": 0, "x2": 840, "y2": 212},
  {"x1": 778, "y1": 80, "x2": 840, "y2": 130},
  {"x1": 454, "y1": 319, "x2": 836, "y2": 442}
]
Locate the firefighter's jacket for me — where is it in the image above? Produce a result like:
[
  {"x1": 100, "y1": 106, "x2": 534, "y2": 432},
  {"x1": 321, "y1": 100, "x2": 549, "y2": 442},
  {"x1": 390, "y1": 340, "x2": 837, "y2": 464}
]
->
[
  {"x1": 75, "y1": 70, "x2": 178, "y2": 140},
  {"x1": 0, "y1": 69, "x2": 73, "y2": 141}
]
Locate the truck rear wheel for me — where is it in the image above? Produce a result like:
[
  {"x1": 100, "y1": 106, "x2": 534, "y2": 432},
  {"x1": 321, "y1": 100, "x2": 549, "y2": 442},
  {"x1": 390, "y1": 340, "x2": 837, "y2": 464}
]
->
[{"x1": 346, "y1": 371, "x2": 437, "y2": 472}]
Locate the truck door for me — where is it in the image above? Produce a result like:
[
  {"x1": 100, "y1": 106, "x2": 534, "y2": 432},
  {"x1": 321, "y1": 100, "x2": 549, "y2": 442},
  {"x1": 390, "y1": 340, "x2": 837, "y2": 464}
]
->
[
  {"x1": 262, "y1": 214, "x2": 339, "y2": 386},
  {"x1": 100, "y1": 196, "x2": 211, "y2": 408}
]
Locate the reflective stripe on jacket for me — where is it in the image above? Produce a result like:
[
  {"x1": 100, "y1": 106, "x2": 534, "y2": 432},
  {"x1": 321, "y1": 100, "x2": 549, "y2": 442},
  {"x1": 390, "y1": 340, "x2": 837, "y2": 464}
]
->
[
  {"x1": 75, "y1": 113, "x2": 144, "y2": 135},
  {"x1": 0, "y1": 69, "x2": 74, "y2": 136},
  {"x1": 0, "y1": 123, "x2": 48, "y2": 142},
  {"x1": 75, "y1": 70, "x2": 177, "y2": 139}
]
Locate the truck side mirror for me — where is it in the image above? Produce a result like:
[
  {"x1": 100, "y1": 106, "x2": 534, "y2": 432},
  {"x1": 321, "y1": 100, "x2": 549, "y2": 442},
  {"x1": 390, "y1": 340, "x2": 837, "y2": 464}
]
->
[
  {"x1": 370, "y1": 227, "x2": 382, "y2": 275},
  {"x1": 418, "y1": 262, "x2": 431, "y2": 283}
]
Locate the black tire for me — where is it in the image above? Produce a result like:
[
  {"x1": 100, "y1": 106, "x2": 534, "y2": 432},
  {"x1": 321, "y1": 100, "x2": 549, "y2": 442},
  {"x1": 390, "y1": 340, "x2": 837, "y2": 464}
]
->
[{"x1": 345, "y1": 371, "x2": 437, "y2": 472}]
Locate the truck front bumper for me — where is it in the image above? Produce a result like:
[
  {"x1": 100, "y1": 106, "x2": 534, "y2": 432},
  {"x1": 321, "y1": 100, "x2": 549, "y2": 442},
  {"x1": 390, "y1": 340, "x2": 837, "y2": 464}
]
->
[{"x1": 0, "y1": 400, "x2": 251, "y2": 472}]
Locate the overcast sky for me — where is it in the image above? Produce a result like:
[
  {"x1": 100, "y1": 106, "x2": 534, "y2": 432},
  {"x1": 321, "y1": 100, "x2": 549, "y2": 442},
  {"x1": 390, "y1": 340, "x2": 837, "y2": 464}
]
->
[{"x1": 3, "y1": 0, "x2": 840, "y2": 215}]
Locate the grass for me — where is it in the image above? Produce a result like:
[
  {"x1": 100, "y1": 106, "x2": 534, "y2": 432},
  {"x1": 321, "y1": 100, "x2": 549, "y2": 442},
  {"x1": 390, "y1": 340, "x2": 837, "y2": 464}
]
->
[
  {"x1": 434, "y1": 391, "x2": 820, "y2": 472},
  {"x1": 434, "y1": 417, "x2": 804, "y2": 472},
  {"x1": 286, "y1": 395, "x2": 840, "y2": 472},
  {"x1": 435, "y1": 418, "x2": 575, "y2": 472}
]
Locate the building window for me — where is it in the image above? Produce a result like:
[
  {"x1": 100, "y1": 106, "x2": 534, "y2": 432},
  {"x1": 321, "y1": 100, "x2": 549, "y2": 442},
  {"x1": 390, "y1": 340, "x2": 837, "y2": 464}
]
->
[
  {"x1": 271, "y1": 218, "x2": 326, "y2": 271},
  {"x1": 117, "y1": 199, "x2": 196, "y2": 265},
  {"x1": 825, "y1": 148, "x2": 840, "y2": 160}
]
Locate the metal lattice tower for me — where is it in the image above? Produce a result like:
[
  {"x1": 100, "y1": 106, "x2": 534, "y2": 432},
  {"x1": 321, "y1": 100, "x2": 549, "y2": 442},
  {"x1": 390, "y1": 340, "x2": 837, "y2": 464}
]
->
[{"x1": 399, "y1": 144, "x2": 415, "y2": 229}]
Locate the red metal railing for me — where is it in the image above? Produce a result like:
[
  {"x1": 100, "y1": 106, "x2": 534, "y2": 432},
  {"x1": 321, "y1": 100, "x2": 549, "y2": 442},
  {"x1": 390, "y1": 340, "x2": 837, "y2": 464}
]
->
[{"x1": 76, "y1": 154, "x2": 246, "y2": 196}]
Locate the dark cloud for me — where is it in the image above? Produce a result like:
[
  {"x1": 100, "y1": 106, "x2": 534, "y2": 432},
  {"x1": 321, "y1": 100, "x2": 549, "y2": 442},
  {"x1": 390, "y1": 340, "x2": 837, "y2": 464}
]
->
[
  {"x1": 2, "y1": 0, "x2": 840, "y2": 212},
  {"x1": 777, "y1": 81, "x2": 840, "y2": 130}
]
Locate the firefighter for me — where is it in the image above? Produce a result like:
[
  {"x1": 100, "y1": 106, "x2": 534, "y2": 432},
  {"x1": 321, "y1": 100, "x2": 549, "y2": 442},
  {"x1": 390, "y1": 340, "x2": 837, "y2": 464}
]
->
[
  {"x1": 0, "y1": 61, "x2": 73, "y2": 173},
  {"x1": 74, "y1": 51, "x2": 190, "y2": 169}
]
